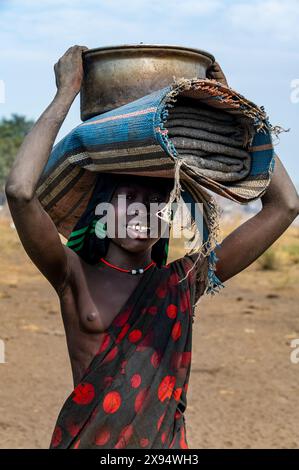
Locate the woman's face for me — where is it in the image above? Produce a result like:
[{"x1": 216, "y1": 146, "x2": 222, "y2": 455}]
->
[{"x1": 106, "y1": 178, "x2": 171, "y2": 254}]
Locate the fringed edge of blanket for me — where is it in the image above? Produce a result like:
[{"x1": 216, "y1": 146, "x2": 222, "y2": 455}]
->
[
  {"x1": 169, "y1": 77, "x2": 289, "y2": 141},
  {"x1": 154, "y1": 80, "x2": 227, "y2": 297},
  {"x1": 153, "y1": 77, "x2": 290, "y2": 299}
]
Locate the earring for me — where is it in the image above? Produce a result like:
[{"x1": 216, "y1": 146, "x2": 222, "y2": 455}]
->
[{"x1": 95, "y1": 220, "x2": 107, "y2": 239}]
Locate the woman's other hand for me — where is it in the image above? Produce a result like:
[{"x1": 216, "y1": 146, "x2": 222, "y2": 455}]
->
[
  {"x1": 206, "y1": 61, "x2": 228, "y2": 87},
  {"x1": 54, "y1": 45, "x2": 89, "y2": 97}
]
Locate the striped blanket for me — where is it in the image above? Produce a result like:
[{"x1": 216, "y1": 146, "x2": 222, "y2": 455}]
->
[{"x1": 35, "y1": 77, "x2": 277, "y2": 290}]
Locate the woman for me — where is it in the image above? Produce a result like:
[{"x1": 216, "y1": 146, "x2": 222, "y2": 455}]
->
[{"x1": 5, "y1": 46, "x2": 299, "y2": 449}]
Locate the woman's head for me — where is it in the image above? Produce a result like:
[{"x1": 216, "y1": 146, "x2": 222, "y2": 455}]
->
[
  {"x1": 101, "y1": 174, "x2": 173, "y2": 256},
  {"x1": 67, "y1": 172, "x2": 174, "y2": 267}
]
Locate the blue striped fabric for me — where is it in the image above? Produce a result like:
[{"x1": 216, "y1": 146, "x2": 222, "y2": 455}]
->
[{"x1": 35, "y1": 78, "x2": 277, "y2": 295}]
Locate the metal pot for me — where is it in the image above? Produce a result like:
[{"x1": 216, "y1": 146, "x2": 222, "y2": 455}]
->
[{"x1": 80, "y1": 43, "x2": 215, "y2": 121}]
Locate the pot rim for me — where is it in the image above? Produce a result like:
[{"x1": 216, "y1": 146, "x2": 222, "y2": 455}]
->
[{"x1": 82, "y1": 43, "x2": 215, "y2": 62}]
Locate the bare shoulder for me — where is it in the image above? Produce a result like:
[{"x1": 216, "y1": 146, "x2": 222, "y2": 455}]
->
[
  {"x1": 171, "y1": 251, "x2": 208, "y2": 274},
  {"x1": 167, "y1": 251, "x2": 208, "y2": 284},
  {"x1": 172, "y1": 252, "x2": 209, "y2": 302}
]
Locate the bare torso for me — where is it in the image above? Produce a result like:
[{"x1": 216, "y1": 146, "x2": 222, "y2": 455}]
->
[{"x1": 59, "y1": 247, "x2": 143, "y2": 388}]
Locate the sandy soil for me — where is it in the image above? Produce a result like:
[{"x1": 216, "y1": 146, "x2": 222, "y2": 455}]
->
[{"x1": 0, "y1": 217, "x2": 298, "y2": 449}]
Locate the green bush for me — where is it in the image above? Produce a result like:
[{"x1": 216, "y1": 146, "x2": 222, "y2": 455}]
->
[
  {"x1": 257, "y1": 248, "x2": 280, "y2": 271},
  {"x1": 282, "y1": 243, "x2": 299, "y2": 264}
]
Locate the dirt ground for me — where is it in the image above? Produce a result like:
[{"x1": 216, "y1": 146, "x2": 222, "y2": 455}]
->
[{"x1": 0, "y1": 216, "x2": 298, "y2": 449}]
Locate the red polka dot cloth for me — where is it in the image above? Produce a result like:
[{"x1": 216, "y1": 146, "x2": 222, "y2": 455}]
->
[{"x1": 50, "y1": 254, "x2": 208, "y2": 449}]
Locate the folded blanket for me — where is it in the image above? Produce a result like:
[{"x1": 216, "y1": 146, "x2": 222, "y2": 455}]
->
[
  {"x1": 165, "y1": 97, "x2": 252, "y2": 182},
  {"x1": 35, "y1": 77, "x2": 278, "y2": 294}
]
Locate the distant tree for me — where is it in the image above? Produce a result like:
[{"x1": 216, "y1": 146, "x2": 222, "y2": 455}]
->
[{"x1": 0, "y1": 114, "x2": 35, "y2": 193}]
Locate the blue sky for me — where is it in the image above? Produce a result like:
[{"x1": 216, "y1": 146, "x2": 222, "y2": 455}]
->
[{"x1": 0, "y1": 0, "x2": 298, "y2": 182}]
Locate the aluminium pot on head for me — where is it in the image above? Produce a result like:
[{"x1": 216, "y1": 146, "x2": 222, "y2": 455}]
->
[{"x1": 80, "y1": 43, "x2": 215, "y2": 121}]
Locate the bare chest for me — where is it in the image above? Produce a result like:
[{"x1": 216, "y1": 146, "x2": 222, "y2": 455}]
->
[{"x1": 59, "y1": 259, "x2": 141, "y2": 386}]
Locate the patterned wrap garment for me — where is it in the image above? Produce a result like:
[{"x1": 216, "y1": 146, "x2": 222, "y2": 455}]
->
[{"x1": 50, "y1": 253, "x2": 208, "y2": 449}]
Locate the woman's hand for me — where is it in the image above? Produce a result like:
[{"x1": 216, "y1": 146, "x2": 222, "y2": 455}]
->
[
  {"x1": 206, "y1": 61, "x2": 228, "y2": 87},
  {"x1": 54, "y1": 45, "x2": 89, "y2": 97},
  {"x1": 5, "y1": 44, "x2": 90, "y2": 203}
]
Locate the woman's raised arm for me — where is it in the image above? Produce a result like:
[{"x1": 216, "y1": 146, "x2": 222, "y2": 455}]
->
[
  {"x1": 5, "y1": 45, "x2": 88, "y2": 296},
  {"x1": 214, "y1": 153, "x2": 299, "y2": 283}
]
